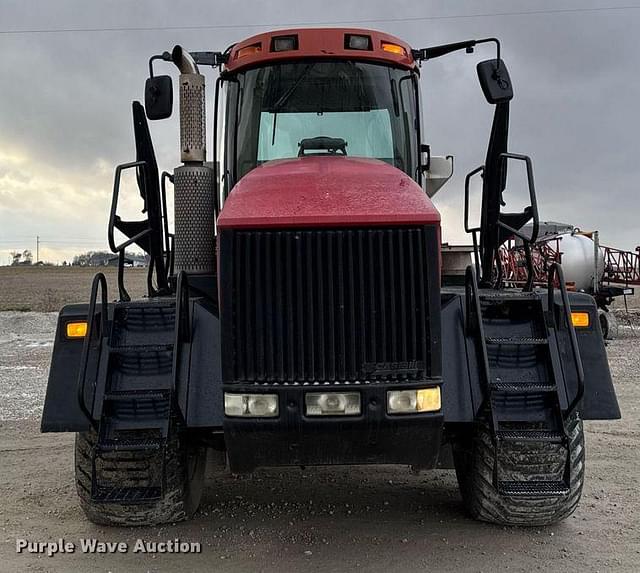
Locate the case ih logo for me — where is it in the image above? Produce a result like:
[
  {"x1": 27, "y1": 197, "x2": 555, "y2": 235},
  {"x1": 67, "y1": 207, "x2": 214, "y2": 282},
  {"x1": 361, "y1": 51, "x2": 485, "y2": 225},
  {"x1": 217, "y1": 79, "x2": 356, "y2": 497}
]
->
[{"x1": 361, "y1": 361, "x2": 424, "y2": 377}]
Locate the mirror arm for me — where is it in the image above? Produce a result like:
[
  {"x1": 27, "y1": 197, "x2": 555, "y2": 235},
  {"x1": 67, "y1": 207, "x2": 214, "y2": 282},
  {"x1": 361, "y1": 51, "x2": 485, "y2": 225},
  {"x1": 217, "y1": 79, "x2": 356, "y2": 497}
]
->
[
  {"x1": 148, "y1": 50, "x2": 228, "y2": 79},
  {"x1": 413, "y1": 37, "x2": 501, "y2": 66},
  {"x1": 148, "y1": 52, "x2": 172, "y2": 78},
  {"x1": 190, "y1": 51, "x2": 229, "y2": 68}
]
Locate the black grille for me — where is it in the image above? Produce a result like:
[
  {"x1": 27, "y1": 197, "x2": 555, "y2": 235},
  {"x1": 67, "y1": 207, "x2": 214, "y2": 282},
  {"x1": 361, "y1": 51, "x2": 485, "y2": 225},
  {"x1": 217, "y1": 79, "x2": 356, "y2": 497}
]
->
[{"x1": 222, "y1": 227, "x2": 436, "y2": 383}]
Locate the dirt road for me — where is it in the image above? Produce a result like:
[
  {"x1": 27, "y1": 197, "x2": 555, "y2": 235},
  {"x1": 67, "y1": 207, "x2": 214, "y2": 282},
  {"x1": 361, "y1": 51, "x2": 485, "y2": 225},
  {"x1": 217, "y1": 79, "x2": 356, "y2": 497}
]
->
[{"x1": 0, "y1": 312, "x2": 638, "y2": 572}]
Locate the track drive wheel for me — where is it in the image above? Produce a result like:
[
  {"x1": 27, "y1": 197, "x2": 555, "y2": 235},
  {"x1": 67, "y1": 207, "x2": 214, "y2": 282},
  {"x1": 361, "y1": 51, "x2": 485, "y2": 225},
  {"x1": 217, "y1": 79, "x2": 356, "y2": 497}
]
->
[
  {"x1": 75, "y1": 428, "x2": 206, "y2": 526},
  {"x1": 453, "y1": 412, "x2": 584, "y2": 526}
]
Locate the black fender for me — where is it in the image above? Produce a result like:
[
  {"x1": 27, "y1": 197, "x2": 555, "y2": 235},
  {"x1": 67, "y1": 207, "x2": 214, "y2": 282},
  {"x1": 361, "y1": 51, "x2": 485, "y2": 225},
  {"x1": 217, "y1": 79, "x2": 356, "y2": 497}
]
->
[
  {"x1": 558, "y1": 292, "x2": 621, "y2": 420},
  {"x1": 41, "y1": 299, "x2": 225, "y2": 433},
  {"x1": 440, "y1": 290, "x2": 621, "y2": 423},
  {"x1": 41, "y1": 304, "x2": 93, "y2": 432}
]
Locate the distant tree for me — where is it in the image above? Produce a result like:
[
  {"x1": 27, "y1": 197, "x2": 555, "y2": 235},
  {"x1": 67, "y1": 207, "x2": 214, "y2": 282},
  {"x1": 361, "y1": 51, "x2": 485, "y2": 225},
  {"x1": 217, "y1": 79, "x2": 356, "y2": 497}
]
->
[
  {"x1": 71, "y1": 249, "x2": 147, "y2": 267},
  {"x1": 10, "y1": 250, "x2": 33, "y2": 266}
]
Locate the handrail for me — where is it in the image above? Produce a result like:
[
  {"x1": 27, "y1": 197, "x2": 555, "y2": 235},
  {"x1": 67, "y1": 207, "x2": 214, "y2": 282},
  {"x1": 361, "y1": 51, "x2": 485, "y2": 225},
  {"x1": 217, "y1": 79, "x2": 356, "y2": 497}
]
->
[
  {"x1": 464, "y1": 166, "x2": 484, "y2": 282},
  {"x1": 109, "y1": 160, "x2": 153, "y2": 301},
  {"x1": 465, "y1": 265, "x2": 491, "y2": 392},
  {"x1": 76, "y1": 273, "x2": 108, "y2": 429},
  {"x1": 464, "y1": 165, "x2": 484, "y2": 236},
  {"x1": 108, "y1": 160, "x2": 153, "y2": 253},
  {"x1": 160, "y1": 171, "x2": 174, "y2": 282},
  {"x1": 547, "y1": 263, "x2": 585, "y2": 416},
  {"x1": 498, "y1": 152, "x2": 539, "y2": 244}
]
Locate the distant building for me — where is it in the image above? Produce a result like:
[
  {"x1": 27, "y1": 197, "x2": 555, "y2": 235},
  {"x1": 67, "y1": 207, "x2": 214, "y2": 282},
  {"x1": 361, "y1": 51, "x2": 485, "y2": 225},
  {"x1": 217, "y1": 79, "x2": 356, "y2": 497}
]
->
[
  {"x1": 106, "y1": 254, "x2": 149, "y2": 267},
  {"x1": 73, "y1": 251, "x2": 148, "y2": 267}
]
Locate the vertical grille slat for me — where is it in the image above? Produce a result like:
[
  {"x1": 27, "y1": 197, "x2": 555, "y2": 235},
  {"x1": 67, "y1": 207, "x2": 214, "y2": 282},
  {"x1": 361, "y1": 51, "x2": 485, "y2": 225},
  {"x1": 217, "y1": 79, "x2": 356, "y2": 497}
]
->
[
  {"x1": 243, "y1": 233, "x2": 254, "y2": 379},
  {"x1": 285, "y1": 235, "x2": 295, "y2": 380},
  {"x1": 229, "y1": 227, "x2": 433, "y2": 383},
  {"x1": 295, "y1": 234, "x2": 305, "y2": 380},
  {"x1": 416, "y1": 230, "x2": 429, "y2": 369},
  {"x1": 254, "y1": 232, "x2": 265, "y2": 380},
  {"x1": 264, "y1": 233, "x2": 275, "y2": 378},
  {"x1": 336, "y1": 232, "x2": 346, "y2": 380},
  {"x1": 346, "y1": 232, "x2": 358, "y2": 378},
  {"x1": 357, "y1": 231, "x2": 367, "y2": 370},
  {"x1": 304, "y1": 232, "x2": 315, "y2": 381},
  {"x1": 315, "y1": 234, "x2": 326, "y2": 381},
  {"x1": 406, "y1": 230, "x2": 417, "y2": 360},
  {"x1": 274, "y1": 232, "x2": 285, "y2": 380},
  {"x1": 398, "y1": 229, "x2": 408, "y2": 361},
  {"x1": 387, "y1": 229, "x2": 398, "y2": 362},
  {"x1": 326, "y1": 232, "x2": 336, "y2": 381},
  {"x1": 367, "y1": 232, "x2": 377, "y2": 364}
]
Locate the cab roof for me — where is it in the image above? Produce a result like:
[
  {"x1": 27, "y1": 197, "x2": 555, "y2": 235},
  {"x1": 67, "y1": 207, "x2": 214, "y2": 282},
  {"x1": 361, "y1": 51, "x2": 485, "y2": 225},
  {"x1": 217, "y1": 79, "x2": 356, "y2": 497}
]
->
[{"x1": 224, "y1": 28, "x2": 416, "y2": 73}]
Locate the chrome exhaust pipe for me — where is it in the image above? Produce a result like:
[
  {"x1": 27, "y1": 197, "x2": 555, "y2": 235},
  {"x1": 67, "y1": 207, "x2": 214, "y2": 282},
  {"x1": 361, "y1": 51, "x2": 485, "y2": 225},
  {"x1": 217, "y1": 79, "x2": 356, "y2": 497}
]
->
[
  {"x1": 171, "y1": 45, "x2": 199, "y2": 75},
  {"x1": 171, "y1": 45, "x2": 215, "y2": 274},
  {"x1": 171, "y1": 44, "x2": 206, "y2": 163}
]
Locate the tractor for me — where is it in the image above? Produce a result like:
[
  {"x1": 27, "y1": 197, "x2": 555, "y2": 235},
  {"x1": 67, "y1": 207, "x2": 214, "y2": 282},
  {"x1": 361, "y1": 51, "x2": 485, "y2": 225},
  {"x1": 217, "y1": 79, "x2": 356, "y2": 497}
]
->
[{"x1": 41, "y1": 28, "x2": 620, "y2": 526}]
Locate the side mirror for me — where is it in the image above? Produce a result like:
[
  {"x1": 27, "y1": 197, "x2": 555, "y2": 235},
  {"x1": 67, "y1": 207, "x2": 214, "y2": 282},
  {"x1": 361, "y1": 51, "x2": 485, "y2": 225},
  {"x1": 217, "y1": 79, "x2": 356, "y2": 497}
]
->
[
  {"x1": 424, "y1": 155, "x2": 454, "y2": 197},
  {"x1": 477, "y1": 59, "x2": 513, "y2": 104},
  {"x1": 145, "y1": 75, "x2": 173, "y2": 120}
]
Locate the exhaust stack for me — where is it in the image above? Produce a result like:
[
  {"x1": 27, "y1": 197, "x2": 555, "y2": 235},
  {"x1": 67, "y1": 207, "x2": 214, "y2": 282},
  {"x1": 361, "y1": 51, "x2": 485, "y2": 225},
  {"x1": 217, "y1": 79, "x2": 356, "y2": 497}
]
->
[{"x1": 171, "y1": 45, "x2": 215, "y2": 274}]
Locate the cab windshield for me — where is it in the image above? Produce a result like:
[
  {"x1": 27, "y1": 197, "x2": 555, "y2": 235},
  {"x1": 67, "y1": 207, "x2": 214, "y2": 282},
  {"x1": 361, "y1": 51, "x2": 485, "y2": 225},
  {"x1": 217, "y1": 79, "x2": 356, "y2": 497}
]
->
[{"x1": 224, "y1": 60, "x2": 420, "y2": 189}]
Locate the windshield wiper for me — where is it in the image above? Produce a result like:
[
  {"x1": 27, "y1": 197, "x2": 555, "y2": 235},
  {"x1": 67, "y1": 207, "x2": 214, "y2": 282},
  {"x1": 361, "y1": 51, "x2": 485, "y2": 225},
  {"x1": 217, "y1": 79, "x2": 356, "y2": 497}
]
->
[{"x1": 271, "y1": 62, "x2": 316, "y2": 145}]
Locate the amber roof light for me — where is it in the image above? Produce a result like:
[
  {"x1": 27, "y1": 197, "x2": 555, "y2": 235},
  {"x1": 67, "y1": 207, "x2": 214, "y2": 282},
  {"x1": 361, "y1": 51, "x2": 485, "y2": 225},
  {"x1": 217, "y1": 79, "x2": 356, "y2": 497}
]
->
[
  {"x1": 236, "y1": 42, "x2": 262, "y2": 59},
  {"x1": 381, "y1": 42, "x2": 407, "y2": 56}
]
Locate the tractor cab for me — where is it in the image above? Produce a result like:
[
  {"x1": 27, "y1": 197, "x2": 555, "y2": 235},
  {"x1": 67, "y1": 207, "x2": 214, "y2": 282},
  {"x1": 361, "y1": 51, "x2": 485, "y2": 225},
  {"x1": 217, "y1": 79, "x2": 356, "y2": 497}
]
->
[{"x1": 216, "y1": 29, "x2": 456, "y2": 200}]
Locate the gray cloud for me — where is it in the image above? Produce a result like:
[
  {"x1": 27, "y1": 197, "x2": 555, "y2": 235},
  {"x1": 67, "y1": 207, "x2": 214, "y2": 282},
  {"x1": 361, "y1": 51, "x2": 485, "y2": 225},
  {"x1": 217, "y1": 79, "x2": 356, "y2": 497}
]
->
[{"x1": 1, "y1": 0, "x2": 639, "y2": 262}]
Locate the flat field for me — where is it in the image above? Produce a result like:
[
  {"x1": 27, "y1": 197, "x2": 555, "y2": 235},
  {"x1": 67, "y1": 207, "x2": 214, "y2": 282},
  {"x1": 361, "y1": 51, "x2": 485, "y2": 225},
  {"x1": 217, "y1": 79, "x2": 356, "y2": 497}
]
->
[{"x1": 0, "y1": 267, "x2": 148, "y2": 311}]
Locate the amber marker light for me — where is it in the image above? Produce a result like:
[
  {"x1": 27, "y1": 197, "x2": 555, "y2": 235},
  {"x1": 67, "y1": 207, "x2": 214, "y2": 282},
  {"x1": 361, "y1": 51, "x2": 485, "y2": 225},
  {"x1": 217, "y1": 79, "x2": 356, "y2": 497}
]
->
[
  {"x1": 417, "y1": 388, "x2": 442, "y2": 412},
  {"x1": 381, "y1": 42, "x2": 406, "y2": 56},
  {"x1": 237, "y1": 43, "x2": 262, "y2": 59},
  {"x1": 66, "y1": 321, "x2": 88, "y2": 338},
  {"x1": 571, "y1": 312, "x2": 590, "y2": 328}
]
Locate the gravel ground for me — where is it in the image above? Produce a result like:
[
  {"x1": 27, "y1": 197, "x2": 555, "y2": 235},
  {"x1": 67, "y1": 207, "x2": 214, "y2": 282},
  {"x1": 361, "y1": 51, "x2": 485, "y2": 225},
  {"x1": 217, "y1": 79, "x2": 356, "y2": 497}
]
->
[
  {"x1": 0, "y1": 312, "x2": 58, "y2": 420},
  {"x1": 0, "y1": 311, "x2": 638, "y2": 572}
]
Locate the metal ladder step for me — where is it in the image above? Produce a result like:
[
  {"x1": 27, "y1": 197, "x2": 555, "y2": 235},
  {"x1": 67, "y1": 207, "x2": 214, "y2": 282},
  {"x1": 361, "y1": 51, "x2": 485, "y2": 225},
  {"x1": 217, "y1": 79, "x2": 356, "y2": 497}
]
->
[
  {"x1": 480, "y1": 292, "x2": 541, "y2": 301},
  {"x1": 104, "y1": 390, "x2": 171, "y2": 401},
  {"x1": 109, "y1": 344, "x2": 174, "y2": 355},
  {"x1": 485, "y1": 336, "x2": 548, "y2": 345},
  {"x1": 92, "y1": 485, "x2": 162, "y2": 503},
  {"x1": 490, "y1": 381, "x2": 557, "y2": 393},
  {"x1": 114, "y1": 299, "x2": 176, "y2": 309},
  {"x1": 496, "y1": 429, "x2": 565, "y2": 443},
  {"x1": 497, "y1": 480, "x2": 570, "y2": 497},
  {"x1": 103, "y1": 418, "x2": 170, "y2": 432},
  {"x1": 96, "y1": 437, "x2": 163, "y2": 453}
]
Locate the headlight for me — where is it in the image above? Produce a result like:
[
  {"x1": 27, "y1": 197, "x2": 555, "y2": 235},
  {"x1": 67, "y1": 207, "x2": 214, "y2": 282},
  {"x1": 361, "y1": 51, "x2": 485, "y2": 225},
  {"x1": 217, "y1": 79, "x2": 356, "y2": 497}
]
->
[
  {"x1": 387, "y1": 388, "x2": 441, "y2": 414},
  {"x1": 224, "y1": 393, "x2": 279, "y2": 417},
  {"x1": 305, "y1": 392, "x2": 361, "y2": 416}
]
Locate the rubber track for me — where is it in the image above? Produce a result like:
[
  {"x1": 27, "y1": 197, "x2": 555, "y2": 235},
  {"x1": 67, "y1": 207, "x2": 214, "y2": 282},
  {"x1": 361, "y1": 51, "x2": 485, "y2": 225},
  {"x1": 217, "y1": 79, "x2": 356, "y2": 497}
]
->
[
  {"x1": 454, "y1": 412, "x2": 585, "y2": 526},
  {"x1": 75, "y1": 429, "x2": 205, "y2": 526}
]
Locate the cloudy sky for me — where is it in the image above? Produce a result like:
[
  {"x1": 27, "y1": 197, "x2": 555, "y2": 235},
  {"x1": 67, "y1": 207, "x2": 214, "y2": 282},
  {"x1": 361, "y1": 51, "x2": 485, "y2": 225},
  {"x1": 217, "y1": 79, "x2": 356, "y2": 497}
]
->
[{"x1": 1, "y1": 0, "x2": 639, "y2": 263}]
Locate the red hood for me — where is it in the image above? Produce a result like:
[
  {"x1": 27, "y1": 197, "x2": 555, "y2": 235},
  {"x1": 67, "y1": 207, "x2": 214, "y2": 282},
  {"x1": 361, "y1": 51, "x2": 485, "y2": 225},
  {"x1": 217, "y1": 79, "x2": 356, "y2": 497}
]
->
[{"x1": 217, "y1": 157, "x2": 440, "y2": 229}]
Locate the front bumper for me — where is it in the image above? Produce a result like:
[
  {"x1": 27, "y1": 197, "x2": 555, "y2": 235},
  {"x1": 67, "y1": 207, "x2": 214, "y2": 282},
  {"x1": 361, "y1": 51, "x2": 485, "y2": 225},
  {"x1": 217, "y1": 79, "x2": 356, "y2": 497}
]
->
[{"x1": 223, "y1": 382, "x2": 443, "y2": 472}]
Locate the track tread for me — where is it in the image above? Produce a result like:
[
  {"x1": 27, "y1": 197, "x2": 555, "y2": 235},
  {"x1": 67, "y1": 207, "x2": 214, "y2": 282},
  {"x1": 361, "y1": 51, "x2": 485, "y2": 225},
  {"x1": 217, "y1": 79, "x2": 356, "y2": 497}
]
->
[
  {"x1": 75, "y1": 428, "x2": 205, "y2": 526},
  {"x1": 454, "y1": 412, "x2": 584, "y2": 526}
]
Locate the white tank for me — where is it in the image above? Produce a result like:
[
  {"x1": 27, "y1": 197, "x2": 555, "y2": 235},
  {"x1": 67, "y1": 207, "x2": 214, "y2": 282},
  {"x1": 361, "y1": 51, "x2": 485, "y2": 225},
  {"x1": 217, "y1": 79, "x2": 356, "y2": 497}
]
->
[{"x1": 556, "y1": 233, "x2": 605, "y2": 292}]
